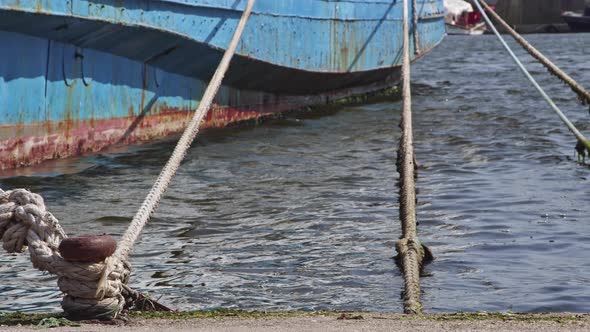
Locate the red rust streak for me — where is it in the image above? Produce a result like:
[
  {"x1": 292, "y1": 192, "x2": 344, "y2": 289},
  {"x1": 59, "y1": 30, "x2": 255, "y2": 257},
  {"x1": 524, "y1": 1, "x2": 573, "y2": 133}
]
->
[{"x1": 0, "y1": 105, "x2": 274, "y2": 170}]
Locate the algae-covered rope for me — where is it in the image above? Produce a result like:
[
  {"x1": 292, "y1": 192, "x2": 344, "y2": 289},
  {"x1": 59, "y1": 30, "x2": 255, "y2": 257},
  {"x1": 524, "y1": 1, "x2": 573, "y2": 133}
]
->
[
  {"x1": 479, "y1": 0, "x2": 590, "y2": 106},
  {"x1": 473, "y1": 0, "x2": 590, "y2": 151},
  {"x1": 98, "y1": 0, "x2": 257, "y2": 294},
  {"x1": 395, "y1": 0, "x2": 431, "y2": 315}
]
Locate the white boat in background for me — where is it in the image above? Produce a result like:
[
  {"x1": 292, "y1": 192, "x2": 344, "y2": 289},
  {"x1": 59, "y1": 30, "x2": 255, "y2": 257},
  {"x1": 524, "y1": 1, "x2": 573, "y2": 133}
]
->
[
  {"x1": 446, "y1": 21, "x2": 487, "y2": 35},
  {"x1": 562, "y1": 7, "x2": 590, "y2": 32}
]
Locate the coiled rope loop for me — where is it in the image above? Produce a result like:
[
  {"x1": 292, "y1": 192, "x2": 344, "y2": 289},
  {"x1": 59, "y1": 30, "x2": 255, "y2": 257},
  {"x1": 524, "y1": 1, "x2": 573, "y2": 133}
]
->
[{"x1": 0, "y1": 188, "x2": 130, "y2": 320}]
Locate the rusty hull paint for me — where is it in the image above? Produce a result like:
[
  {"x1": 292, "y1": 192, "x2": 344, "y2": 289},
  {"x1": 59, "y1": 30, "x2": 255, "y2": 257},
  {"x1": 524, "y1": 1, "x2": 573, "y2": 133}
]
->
[
  {"x1": 0, "y1": 59, "x2": 408, "y2": 170},
  {"x1": 0, "y1": 34, "x2": 446, "y2": 171},
  {"x1": 0, "y1": 105, "x2": 274, "y2": 170},
  {"x1": 0, "y1": 0, "x2": 446, "y2": 170}
]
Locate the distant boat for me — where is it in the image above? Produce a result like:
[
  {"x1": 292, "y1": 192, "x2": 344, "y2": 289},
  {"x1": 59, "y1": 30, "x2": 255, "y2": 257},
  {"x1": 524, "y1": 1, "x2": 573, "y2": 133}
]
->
[
  {"x1": 0, "y1": 1, "x2": 446, "y2": 170},
  {"x1": 444, "y1": 0, "x2": 492, "y2": 35},
  {"x1": 446, "y1": 21, "x2": 487, "y2": 35},
  {"x1": 562, "y1": 7, "x2": 590, "y2": 32}
]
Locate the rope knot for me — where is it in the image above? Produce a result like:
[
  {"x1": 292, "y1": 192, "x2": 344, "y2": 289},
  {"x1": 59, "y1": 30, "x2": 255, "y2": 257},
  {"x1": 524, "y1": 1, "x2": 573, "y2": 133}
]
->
[
  {"x1": 0, "y1": 187, "x2": 131, "y2": 320},
  {"x1": 0, "y1": 189, "x2": 46, "y2": 253}
]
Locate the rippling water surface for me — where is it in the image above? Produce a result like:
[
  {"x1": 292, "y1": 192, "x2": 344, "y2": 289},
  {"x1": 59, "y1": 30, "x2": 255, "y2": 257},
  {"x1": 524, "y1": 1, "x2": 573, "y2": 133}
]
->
[{"x1": 2, "y1": 34, "x2": 590, "y2": 313}]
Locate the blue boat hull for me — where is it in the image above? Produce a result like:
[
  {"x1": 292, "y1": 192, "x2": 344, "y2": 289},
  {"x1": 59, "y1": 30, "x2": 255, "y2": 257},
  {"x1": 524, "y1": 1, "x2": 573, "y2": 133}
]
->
[{"x1": 0, "y1": 0, "x2": 445, "y2": 169}]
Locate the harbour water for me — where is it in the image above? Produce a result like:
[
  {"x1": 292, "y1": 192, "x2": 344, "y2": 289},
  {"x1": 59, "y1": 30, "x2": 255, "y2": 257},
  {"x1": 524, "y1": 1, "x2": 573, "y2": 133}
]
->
[{"x1": 1, "y1": 34, "x2": 590, "y2": 313}]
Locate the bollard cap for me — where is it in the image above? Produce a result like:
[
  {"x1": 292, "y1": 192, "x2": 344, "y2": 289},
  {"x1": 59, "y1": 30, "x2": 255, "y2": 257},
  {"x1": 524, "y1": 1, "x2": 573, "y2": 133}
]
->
[{"x1": 58, "y1": 234, "x2": 117, "y2": 263}]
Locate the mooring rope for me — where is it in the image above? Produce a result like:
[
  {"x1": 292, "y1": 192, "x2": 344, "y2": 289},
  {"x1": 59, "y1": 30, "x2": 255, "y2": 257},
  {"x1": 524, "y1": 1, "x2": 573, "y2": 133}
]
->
[
  {"x1": 0, "y1": 0, "x2": 256, "y2": 320},
  {"x1": 97, "y1": 0, "x2": 256, "y2": 297},
  {"x1": 412, "y1": 0, "x2": 421, "y2": 55},
  {"x1": 479, "y1": 0, "x2": 590, "y2": 106},
  {"x1": 395, "y1": 0, "x2": 431, "y2": 315},
  {"x1": 472, "y1": 0, "x2": 590, "y2": 151}
]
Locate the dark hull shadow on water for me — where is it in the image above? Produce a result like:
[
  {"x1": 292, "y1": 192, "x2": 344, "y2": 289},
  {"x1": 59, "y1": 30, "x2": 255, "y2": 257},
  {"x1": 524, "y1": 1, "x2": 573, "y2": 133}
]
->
[{"x1": 2, "y1": 34, "x2": 590, "y2": 314}]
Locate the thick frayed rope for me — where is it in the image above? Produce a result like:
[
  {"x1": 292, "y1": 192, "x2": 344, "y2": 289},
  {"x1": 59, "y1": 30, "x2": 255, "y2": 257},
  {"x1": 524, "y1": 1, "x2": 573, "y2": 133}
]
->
[{"x1": 0, "y1": 188, "x2": 130, "y2": 320}]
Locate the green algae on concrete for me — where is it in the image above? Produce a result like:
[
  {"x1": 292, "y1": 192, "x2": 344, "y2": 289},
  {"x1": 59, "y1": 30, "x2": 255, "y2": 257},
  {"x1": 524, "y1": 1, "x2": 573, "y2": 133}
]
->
[
  {"x1": 2, "y1": 310, "x2": 588, "y2": 327},
  {"x1": 129, "y1": 309, "x2": 339, "y2": 320},
  {"x1": 117, "y1": 310, "x2": 590, "y2": 323},
  {"x1": 37, "y1": 317, "x2": 81, "y2": 328},
  {"x1": 0, "y1": 312, "x2": 63, "y2": 326},
  {"x1": 0, "y1": 309, "x2": 337, "y2": 326},
  {"x1": 431, "y1": 312, "x2": 587, "y2": 323}
]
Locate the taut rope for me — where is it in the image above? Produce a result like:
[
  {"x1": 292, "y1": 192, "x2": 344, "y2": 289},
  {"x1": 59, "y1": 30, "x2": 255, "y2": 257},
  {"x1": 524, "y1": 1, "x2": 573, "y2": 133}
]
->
[
  {"x1": 0, "y1": 0, "x2": 256, "y2": 320},
  {"x1": 100, "y1": 0, "x2": 257, "y2": 292},
  {"x1": 480, "y1": 0, "x2": 590, "y2": 106},
  {"x1": 395, "y1": 0, "x2": 431, "y2": 315},
  {"x1": 472, "y1": 0, "x2": 590, "y2": 152},
  {"x1": 412, "y1": 0, "x2": 420, "y2": 55}
]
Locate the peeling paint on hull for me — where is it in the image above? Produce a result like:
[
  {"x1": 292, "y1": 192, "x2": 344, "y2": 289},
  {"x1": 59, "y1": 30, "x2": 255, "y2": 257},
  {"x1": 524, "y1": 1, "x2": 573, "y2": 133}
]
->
[{"x1": 0, "y1": 106, "x2": 276, "y2": 170}]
